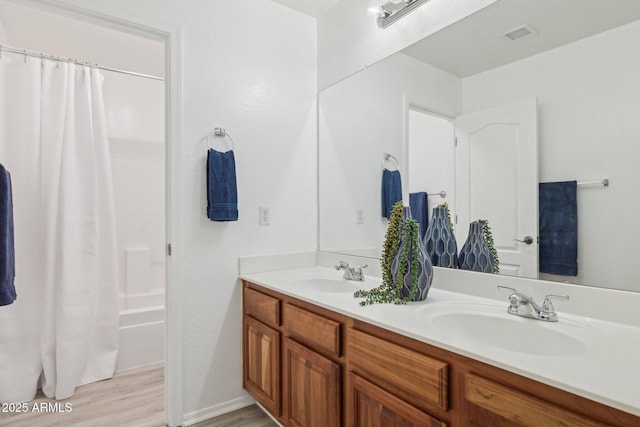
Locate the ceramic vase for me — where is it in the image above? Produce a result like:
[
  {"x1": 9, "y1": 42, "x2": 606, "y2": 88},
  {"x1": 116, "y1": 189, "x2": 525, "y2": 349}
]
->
[
  {"x1": 423, "y1": 206, "x2": 458, "y2": 268},
  {"x1": 458, "y1": 222, "x2": 495, "y2": 273},
  {"x1": 391, "y1": 207, "x2": 434, "y2": 301}
]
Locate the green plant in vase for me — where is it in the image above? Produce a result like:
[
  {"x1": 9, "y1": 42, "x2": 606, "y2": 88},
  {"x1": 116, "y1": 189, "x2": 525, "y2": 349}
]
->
[
  {"x1": 458, "y1": 218, "x2": 500, "y2": 274},
  {"x1": 381, "y1": 201, "x2": 404, "y2": 290},
  {"x1": 478, "y1": 219, "x2": 500, "y2": 273},
  {"x1": 437, "y1": 202, "x2": 454, "y2": 230},
  {"x1": 355, "y1": 202, "x2": 430, "y2": 305},
  {"x1": 423, "y1": 201, "x2": 458, "y2": 268},
  {"x1": 394, "y1": 219, "x2": 421, "y2": 302}
]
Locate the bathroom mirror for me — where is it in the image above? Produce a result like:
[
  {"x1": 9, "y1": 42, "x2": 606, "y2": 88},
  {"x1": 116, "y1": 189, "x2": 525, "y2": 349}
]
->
[{"x1": 318, "y1": 0, "x2": 640, "y2": 293}]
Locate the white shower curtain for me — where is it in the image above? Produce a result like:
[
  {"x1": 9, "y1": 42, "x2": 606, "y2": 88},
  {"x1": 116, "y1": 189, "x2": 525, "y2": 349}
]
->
[{"x1": 0, "y1": 53, "x2": 119, "y2": 401}]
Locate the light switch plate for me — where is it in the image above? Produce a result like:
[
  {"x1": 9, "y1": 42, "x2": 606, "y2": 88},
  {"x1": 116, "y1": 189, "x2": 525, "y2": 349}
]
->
[{"x1": 259, "y1": 206, "x2": 270, "y2": 225}]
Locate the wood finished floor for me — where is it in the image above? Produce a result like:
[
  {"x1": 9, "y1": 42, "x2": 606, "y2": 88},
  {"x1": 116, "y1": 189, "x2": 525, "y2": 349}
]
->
[
  {"x1": 0, "y1": 363, "x2": 275, "y2": 427},
  {"x1": 0, "y1": 363, "x2": 164, "y2": 427},
  {"x1": 192, "y1": 405, "x2": 277, "y2": 427}
]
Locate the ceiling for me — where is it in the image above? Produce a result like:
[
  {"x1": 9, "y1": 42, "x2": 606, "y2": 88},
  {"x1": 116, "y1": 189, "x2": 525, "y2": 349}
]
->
[
  {"x1": 5, "y1": 0, "x2": 638, "y2": 80},
  {"x1": 269, "y1": 0, "x2": 341, "y2": 18},
  {"x1": 402, "y1": 0, "x2": 640, "y2": 77},
  {"x1": 0, "y1": 0, "x2": 164, "y2": 77}
]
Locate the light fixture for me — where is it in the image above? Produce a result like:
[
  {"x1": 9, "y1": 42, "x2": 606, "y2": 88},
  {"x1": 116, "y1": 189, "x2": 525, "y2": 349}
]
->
[{"x1": 373, "y1": 0, "x2": 430, "y2": 29}]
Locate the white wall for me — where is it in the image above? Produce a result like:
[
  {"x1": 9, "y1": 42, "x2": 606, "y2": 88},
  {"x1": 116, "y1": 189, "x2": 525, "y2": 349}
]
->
[
  {"x1": 463, "y1": 20, "x2": 640, "y2": 292},
  {"x1": 319, "y1": 52, "x2": 460, "y2": 256},
  {"x1": 0, "y1": 13, "x2": 7, "y2": 43},
  {"x1": 43, "y1": 0, "x2": 317, "y2": 420},
  {"x1": 0, "y1": 0, "x2": 164, "y2": 77},
  {"x1": 105, "y1": 72, "x2": 166, "y2": 309},
  {"x1": 317, "y1": 0, "x2": 497, "y2": 89}
]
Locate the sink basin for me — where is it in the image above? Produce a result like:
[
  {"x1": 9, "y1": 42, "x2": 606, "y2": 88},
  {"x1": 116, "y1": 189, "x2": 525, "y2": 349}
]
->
[
  {"x1": 420, "y1": 302, "x2": 596, "y2": 357},
  {"x1": 430, "y1": 311, "x2": 588, "y2": 357},
  {"x1": 298, "y1": 278, "x2": 364, "y2": 293}
]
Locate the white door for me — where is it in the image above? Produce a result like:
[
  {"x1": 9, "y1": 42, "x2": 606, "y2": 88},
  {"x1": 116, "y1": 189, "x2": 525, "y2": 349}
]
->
[
  {"x1": 407, "y1": 107, "x2": 455, "y2": 214},
  {"x1": 455, "y1": 98, "x2": 538, "y2": 278}
]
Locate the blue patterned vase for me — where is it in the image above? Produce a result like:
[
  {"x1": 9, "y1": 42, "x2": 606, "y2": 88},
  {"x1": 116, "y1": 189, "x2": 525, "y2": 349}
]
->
[
  {"x1": 458, "y1": 222, "x2": 495, "y2": 273},
  {"x1": 391, "y1": 207, "x2": 434, "y2": 301},
  {"x1": 423, "y1": 206, "x2": 458, "y2": 268}
]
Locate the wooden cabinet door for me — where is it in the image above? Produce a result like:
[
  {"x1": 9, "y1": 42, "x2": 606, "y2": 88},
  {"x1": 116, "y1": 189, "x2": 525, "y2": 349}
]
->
[
  {"x1": 282, "y1": 337, "x2": 341, "y2": 427},
  {"x1": 348, "y1": 328, "x2": 449, "y2": 413},
  {"x1": 464, "y1": 373, "x2": 606, "y2": 427},
  {"x1": 243, "y1": 315, "x2": 280, "y2": 416},
  {"x1": 348, "y1": 373, "x2": 447, "y2": 427}
]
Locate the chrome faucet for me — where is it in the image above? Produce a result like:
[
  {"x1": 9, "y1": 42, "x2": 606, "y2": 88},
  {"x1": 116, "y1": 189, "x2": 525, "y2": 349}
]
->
[
  {"x1": 498, "y1": 286, "x2": 569, "y2": 322},
  {"x1": 335, "y1": 261, "x2": 367, "y2": 281}
]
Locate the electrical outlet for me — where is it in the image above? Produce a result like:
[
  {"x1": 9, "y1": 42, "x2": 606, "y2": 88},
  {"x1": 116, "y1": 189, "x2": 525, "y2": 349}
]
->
[
  {"x1": 356, "y1": 209, "x2": 365, "y2": 224},
  {"x1": 259, "y1": 206, "x2": 270, "y2": 225}
]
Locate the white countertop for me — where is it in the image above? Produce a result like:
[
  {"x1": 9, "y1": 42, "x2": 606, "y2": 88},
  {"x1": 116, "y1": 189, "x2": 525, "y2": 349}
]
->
[{"x1": 240, "y1": 265, "x2": 640, "y2": 417}]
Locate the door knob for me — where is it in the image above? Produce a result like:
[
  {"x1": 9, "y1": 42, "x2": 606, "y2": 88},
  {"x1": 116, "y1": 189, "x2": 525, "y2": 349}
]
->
[{"x1": 513, "y1": 236, "x2": 534, "y2": 245}]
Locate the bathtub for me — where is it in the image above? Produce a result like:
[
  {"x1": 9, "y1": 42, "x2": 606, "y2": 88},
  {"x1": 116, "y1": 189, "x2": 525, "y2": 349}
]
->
[{"x1": 116, "y1": 304, "x2": 165, "y2": 372}]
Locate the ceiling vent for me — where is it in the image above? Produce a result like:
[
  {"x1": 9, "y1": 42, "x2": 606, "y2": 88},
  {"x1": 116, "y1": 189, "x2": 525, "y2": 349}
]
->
[{"x1": 502, "y1": 24, "x2": 538, "y2": 41}]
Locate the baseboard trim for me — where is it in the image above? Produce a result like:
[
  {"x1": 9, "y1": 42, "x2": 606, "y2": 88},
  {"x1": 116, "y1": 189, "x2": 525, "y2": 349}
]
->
[{"x1": 182, "y1": 395, "x2": 256, "y2": 426}]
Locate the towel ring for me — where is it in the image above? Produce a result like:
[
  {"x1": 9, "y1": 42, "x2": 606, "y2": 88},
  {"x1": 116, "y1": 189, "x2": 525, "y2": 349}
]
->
[
  {"x1": 382, "y1": 153, "x2": 400, "y2": 170},
  {"x1": 206, "y1": 127, "x2": 235, "y2": 151}
]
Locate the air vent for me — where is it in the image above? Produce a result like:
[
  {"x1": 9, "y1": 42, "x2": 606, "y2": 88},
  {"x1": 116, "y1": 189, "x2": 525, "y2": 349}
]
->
[{"x1": 502, "y1": 24, "x2": 538, "y2": 41}]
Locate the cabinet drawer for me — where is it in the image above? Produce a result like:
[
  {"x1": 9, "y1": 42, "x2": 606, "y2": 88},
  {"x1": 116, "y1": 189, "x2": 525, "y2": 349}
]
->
[
  {"x1": 244, "y1": 287, "x2": 280, "y2": 328},
  {"x1": 282, "y1": 303, "x2": 341, "y2": 357},
  {"x1": 348, "y1": 328, "x2": 449, "y2": 412},
  {"x1": 465, "y1": 373, "x2": 606, "y2": 427}
]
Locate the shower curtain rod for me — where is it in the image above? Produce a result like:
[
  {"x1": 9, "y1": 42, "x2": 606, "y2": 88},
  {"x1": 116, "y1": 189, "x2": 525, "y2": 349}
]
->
[{"x1": 0, "y1": 44, "x2": 165, "y2": 81}]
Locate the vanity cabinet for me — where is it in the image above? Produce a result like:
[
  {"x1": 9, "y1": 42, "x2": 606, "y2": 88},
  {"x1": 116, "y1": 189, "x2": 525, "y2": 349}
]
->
[
  {"x1": 282, "y1": 337, "x2": 341, "y2": 426},
  {"x1": 281, "y1": 302, "x2": 343, "y2": 426},
  {"x1": 242, "y1": 281, "x2": 640, "y2": 427},
  {"x1": 243, "y1": 316, "x2": 280, "y2": 416},
  {"x1": 463, "y1": 373, "x2": 605, "y2": 427},
  {"x1": 348, "y1": 373, "x2": 446, "y2": 427},
  {"x1": 242, "y1": 287, "x2": 282, "y2": 416},
  {"x1": 243, "y1": 281, "x2": 346, "y2": 426},
  {"x1": 347, "y1": 328, "x2": 448, "y2": 414},
  {"x1": 349, "y1": 320, "x2": 625, "y2": 427},
  {"x1": 346, "y1": 327, "x2": 449, "y2": 426}
]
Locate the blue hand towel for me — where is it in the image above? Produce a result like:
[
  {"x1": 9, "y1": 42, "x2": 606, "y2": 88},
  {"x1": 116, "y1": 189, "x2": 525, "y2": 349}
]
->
[
  {"x1": 0, "y1": 163, "x2": 16, "y2": 306},
  {"x1": 409, "y1": 192, "x2": 429, "y2": 239},
  {"x1": 207, "y1": 149, "x2": 238, "y2": 221},
  {"x1": 381, "y1": 168, "x2": 402, "y2": 219},
  {"x1": 539, "y1": 181, "x2": 577, "y2": 276}
]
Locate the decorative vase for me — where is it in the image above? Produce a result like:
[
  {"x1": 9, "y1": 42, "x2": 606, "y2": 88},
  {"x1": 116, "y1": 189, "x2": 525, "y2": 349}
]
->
[
  {"x1": 458, "y1": 222, "x2": 495, "y2": 273},
  {"x1": 391, "y1": 207, "x2": 434, "y2": 301},
  {"x1": 423, "y1": 206, "x2": 458, "y2": 268}
]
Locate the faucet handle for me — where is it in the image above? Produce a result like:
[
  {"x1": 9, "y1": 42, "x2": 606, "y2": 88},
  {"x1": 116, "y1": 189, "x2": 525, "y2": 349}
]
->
[
  {"x1": 497, "y1": 285, "x2": 518, "y2": 294},
  {"x1": 335, "y1": 261, "x2": 350, "y2": 270},
  {"x1": 358, "y1": 264, "x2": 368, "y2": 270},
  {"x1": 497, "y1": 285, "x2": 522, "y2": 308},
  {"x1": 542, "y1": 294, "x2": 569, "y2": 312}
]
